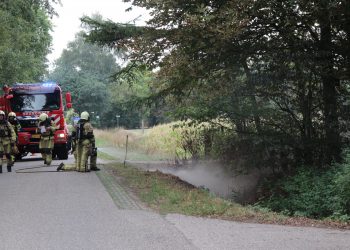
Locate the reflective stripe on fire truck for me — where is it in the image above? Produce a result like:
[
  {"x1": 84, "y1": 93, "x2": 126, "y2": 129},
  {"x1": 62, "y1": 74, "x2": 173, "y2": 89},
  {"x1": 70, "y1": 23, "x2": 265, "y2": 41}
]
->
[{"x1": 50, "y1": 114, "x2": 60, "y2": 129}]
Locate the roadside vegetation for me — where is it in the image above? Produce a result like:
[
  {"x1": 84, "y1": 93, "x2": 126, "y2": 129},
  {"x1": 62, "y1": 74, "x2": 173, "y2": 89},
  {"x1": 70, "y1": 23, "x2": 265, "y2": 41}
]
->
[
  {"x1": 95, "y1": 120, "x2": 235, "y2": 162},
  {"x1": 95, "y1": 124, "x2": 186, "y2": 160},
  {"x1": 96, "y1": 125, "x2": 350, "y2": 222},
  {"x1": 95, "y1": 126, "x2": 180, "y2": 161},
  {"x1": 257, "y1": 155, "x2": 350, "y2": 221},
  {"x1": 98, "y1": 150, "x2": 350, "y2": 229}
]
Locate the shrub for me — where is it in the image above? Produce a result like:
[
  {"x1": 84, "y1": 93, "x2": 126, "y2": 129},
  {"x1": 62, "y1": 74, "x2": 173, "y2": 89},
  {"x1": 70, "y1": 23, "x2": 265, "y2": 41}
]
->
[
  {"x1": 334, "y1": 152, "x2": 350, "y2": 215},
  {"x1": 257, "y1": 151, "x2": 350, "y2": 220}
]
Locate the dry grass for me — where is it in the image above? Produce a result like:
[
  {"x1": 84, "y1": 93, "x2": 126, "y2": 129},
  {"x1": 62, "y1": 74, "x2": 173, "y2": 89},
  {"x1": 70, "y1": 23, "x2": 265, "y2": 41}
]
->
[
  {"x1": 95, "y1": 123, "x2": 184, "y2": 159},
  {"x1": 138, "y1": 123, "x2": 182, "y2": 156},
  {"x1": 95, "y1": 119, "x2": 234, "y2": 158},
  {"x1": 95, "y1": 128, "x2": 141, "y2": 148}
]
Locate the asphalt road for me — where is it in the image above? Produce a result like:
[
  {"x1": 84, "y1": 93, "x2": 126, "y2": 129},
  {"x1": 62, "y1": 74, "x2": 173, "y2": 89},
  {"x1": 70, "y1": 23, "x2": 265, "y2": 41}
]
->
[{"x1": 1, "y1": 155, "x2": 350, "y2": 250}]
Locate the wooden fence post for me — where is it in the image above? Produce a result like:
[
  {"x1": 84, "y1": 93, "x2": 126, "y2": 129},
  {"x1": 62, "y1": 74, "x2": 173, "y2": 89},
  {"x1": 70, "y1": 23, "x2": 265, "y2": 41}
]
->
[{"x1": 124, "y1": 135, "x2": 129, "y2": 167}]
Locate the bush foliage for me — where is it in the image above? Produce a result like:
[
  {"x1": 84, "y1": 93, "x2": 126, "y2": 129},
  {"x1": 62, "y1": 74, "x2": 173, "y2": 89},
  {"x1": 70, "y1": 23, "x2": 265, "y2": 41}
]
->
[{"x1": 257, "y1": 152, "x2": 350, "y2": 220}]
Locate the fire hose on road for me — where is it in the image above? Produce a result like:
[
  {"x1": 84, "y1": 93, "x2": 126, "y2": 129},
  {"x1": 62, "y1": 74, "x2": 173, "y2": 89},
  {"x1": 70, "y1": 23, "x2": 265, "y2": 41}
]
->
[{"x1": 15, "y1": 164, "x2": 104, "y2": 173}]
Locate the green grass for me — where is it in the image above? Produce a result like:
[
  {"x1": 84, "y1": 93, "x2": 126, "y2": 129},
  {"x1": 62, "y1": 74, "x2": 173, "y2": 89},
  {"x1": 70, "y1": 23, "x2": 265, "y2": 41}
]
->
[{"x1": 107, "y1": 162, "x2": 235, "y2": 215}]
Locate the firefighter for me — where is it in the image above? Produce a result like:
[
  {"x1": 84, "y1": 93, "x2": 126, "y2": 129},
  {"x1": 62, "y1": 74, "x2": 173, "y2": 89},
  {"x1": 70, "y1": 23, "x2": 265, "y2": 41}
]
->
[
  {"x1": 0, "y1": 110, "x2": 16, "y2": 173},
  {"x1": 89, "y1": 137, "x2": 99, "y2": 171},
  {"x1": 66, "y1": 109, "x2": 79, "y2": 159},
  {"x1": 70, "y1": 125, "x2": 79, "y2": 162},
  {"x1": 8, "y1": 112, "x2": 21, "y2": 134},
  {"x1": 56, "y1": 124, "x2": 78, "y2": 171},
  {"x1": 8, "y1": 112, "x2": 21, "y2": 161},
  {"x1": 67, "y1": 124, "x2": 76, "y2": 156},
  {"x1": 38, "y1": 113, "x2": 56, "y2": 166},
  {"x1": 65, "y1": 108, "x2": 78, "y2": 126},
  {"x1": 57, "y1": 111, "x2": 99, "y2": 172},
  {"x1": 56, "y1": 113, "x2": 79, "y2": 171}
]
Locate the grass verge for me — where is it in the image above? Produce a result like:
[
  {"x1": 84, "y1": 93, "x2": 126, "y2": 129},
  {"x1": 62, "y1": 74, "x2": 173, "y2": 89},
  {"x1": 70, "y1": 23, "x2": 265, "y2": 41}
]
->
[
  {"x1": 101, "y1": 160, "x2": 350, "y2": 230},
  {"x1": 97, "y1": 150, "x2": 119, "y2": 161}
]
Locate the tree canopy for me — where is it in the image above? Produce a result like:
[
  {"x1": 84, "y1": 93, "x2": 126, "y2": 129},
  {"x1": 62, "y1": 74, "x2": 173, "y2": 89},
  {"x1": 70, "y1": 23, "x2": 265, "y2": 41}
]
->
[
  {"x1": 82, "y1": 0, "x2": 350, "y2": 167},
  {"x1": 0, "y1": 0, "x2": 57, "y2": 84},
  {"x1": 48, "y1": 32, "x2": 119, "y2": 124},
  {"x1": 49, "y1": 31, "x2": 161, "y2": 128}
]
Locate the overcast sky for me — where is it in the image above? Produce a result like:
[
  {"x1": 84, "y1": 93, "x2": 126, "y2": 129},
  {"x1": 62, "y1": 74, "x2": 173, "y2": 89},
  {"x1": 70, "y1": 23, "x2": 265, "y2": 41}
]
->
[{"x1": 48, "y1": 0, "x2": 149, "y2": 66}]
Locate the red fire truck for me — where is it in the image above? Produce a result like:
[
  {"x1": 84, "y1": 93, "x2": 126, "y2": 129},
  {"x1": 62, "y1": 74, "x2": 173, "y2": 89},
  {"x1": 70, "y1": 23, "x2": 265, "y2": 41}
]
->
[{"x1": 0, "y1": 82, "x2": 72, "y2": 160}]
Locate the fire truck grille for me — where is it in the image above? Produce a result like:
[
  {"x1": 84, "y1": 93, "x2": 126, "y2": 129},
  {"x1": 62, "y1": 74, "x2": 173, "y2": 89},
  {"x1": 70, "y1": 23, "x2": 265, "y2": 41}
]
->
[
  {"x1": 19, "y1": 119, "x2": 39, "y2": 128},
  {"x1": 30, "y1": 138, "x2": 40, "y2": 143}
]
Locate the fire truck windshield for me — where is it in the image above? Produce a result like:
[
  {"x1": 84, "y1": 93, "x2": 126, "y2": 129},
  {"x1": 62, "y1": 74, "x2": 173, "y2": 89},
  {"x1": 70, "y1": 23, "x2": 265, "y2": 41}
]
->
[{"x1": 10, "y1": 91, "x2": 60, "y2": 112}]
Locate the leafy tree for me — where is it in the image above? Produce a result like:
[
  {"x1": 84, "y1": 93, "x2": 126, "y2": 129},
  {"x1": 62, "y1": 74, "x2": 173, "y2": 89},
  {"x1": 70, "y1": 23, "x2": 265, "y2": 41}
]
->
[
  {"x1": 0, "y1": 0, "x2": 54, "y2": 85},
  {"x1": 48, "y1": 32, "x2": 119, "y2": 127},
  {"x1": 107, "y1": 64, "x2": 169, "y2": 128},
  {"x1": 49, "y1": 30, "x2": 164, "y2": 128},
  {"x1": 82, "y1": 0, "x2": 350, "y2": 167}
]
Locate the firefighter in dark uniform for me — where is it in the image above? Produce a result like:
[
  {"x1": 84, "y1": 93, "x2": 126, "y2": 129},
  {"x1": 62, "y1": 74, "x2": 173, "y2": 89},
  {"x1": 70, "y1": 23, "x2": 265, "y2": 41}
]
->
[
  {"x1": 8, "y1": 112, "x2": 21, "y2": 162},
  {"x1": 38, "y1": 113, "x2": 57, "y2": 166},
  {"x1": 0, "y1": 110, "x2": 16, "y2": 173},
  {"x1": 57, "y1": 111, "x2": 99, "y2": 172}
]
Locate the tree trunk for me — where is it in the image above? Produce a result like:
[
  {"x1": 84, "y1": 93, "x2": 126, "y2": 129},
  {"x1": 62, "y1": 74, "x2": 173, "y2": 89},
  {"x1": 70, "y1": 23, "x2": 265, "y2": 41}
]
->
[
  {"x1": 319, "y1": 4, "x2": 341, "y2": 164},
  {"x1": 300, "y1": 78, "x2": 314, "y2": 166},
  {"x1": 322, "y1": 75, "x2": 341, "y2": 164},
  {"x1": 243, "y1": 61, "x2": 262, "y2": 134}
]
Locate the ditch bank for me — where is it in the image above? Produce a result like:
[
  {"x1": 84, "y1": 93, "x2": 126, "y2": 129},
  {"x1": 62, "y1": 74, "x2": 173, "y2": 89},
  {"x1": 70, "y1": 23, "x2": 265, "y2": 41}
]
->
[{"x1": 98, "y1": 147, "x2": 269, "y2": 203}]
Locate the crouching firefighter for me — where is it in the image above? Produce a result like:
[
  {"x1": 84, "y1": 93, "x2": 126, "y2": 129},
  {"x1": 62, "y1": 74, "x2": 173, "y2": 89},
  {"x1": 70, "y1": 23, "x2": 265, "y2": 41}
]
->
[
  {"x1": 0, "y1": 110, "x2": 16, "y2": 173},
  {"x1": 57, "y1": 111, "x2": 99, "y2": 172},
  {"x1": 38, "y1": 113, "x2": 56, "y2": 166}
]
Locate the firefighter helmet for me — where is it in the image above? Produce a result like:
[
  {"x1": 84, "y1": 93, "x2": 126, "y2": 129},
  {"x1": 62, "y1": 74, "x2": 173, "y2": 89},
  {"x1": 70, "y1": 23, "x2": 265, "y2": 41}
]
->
[
  {"x1": 8, "y1": 112, "x2": 16, "y2": 117},
  {"x1": 80, "y1": 111, "x2": 89, "y2": 120},
  {"x1": 39, "y1": 113, "x2": 48, "y2": 121},
  {"x1": 0, "y1": 110, "x2": 5, "y2": 121}
]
